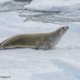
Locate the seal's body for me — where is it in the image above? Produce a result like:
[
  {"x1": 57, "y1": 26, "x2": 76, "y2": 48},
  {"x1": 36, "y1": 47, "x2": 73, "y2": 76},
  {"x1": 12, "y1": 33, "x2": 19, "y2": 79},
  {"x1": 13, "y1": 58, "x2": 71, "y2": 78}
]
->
[{"x1": 0, "y1": 26, "x2": 69, "y2": 50}]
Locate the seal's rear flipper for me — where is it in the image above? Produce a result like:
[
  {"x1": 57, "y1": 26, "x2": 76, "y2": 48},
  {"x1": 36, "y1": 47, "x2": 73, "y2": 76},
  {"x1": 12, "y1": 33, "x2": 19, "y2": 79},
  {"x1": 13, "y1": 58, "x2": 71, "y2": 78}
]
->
[{"x1": 0, "y1": 43, "x2": 4, "y2": 49}]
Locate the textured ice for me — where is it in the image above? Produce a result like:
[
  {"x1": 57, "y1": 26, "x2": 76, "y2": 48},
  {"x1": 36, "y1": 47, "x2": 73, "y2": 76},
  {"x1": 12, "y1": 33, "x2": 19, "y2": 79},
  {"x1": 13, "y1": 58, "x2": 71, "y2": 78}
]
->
[
  {"x1": 0, "y1": 0, "x2": 11, "y2": 4},
  {"x1": 24, "y1": 0, "x2": 80, "y2": 11}
]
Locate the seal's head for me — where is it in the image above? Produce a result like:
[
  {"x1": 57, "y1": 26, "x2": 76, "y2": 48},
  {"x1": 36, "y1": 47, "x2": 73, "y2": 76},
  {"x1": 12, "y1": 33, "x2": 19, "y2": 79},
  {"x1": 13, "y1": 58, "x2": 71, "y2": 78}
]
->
[{"x1": 56, "y1": 26, "x2": 69, "y2": 36}]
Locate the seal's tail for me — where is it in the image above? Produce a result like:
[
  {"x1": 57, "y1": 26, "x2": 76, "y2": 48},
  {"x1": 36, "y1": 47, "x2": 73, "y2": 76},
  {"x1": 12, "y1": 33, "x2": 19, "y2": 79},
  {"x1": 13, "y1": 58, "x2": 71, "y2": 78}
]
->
[
  {"x1": 0, "y1": 43, "x2": 1, "y2": 46},
  {"x1": 0, "y1": 43, "x2": 3, "y2": 49},
  {"x1": 0, "y1": 43, "x2": 1, "y2": 48}
]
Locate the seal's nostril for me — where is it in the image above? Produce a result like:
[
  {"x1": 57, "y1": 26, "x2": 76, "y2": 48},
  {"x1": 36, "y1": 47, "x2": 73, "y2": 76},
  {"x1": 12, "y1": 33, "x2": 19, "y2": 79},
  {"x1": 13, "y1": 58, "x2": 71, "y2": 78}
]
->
[
  {"x1": 66, "y1": 26, "x2": 69, "y2": 29},
  {"x1": 67, "y1": 26, "x2": 69, "y2": 29}
]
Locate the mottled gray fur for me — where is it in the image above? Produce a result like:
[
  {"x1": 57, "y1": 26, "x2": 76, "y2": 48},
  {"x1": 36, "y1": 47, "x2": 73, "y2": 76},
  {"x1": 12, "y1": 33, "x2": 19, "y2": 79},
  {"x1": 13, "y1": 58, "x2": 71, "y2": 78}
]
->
[{"x1": 0, "y1": 26, "x2": 69, "y2": 50}]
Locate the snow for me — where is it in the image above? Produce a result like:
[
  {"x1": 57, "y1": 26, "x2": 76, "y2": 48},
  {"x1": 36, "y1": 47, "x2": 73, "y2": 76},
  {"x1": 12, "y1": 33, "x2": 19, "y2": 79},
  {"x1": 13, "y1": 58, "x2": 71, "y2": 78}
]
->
[
  {"x1": 24, "y1": 0, "x2": 80, "y2": 11},
  {"x1": 0, "y1": 0, "x2": 11, "y2": 4},
  {"x1": 0, "y1": 11, "x2": 80, "y2": 80},
  {"x1": 0, "y1": 0, "x2": 80, "y2": 80}
]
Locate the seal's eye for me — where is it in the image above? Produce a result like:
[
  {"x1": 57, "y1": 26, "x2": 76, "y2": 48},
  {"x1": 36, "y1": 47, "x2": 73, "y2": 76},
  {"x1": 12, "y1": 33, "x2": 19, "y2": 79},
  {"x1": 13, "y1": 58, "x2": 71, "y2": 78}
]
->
[{"x1": 62, "y1": 27, "x2": 65, "y2": 30}]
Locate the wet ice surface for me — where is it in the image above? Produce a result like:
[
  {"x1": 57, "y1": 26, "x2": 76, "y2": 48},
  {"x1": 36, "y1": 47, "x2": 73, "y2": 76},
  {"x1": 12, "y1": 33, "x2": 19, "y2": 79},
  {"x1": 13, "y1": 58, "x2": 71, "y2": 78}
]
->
[{"x1": 0, "y1": 0, "x2": 80, "y2": 80}]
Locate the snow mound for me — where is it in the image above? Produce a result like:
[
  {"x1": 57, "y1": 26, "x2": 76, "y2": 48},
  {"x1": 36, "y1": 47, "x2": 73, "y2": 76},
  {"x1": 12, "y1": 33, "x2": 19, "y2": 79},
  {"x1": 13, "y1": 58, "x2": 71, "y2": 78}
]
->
[{"x1": 24, "y1": 0, "x2": 80, "y2": 11}]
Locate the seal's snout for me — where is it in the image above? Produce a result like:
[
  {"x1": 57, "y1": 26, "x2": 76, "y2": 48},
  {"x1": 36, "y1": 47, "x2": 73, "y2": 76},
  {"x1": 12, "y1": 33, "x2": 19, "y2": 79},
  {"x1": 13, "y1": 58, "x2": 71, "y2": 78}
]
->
[{"x1": 65, "y1": 26, "x2": 69, "y2": 30}]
